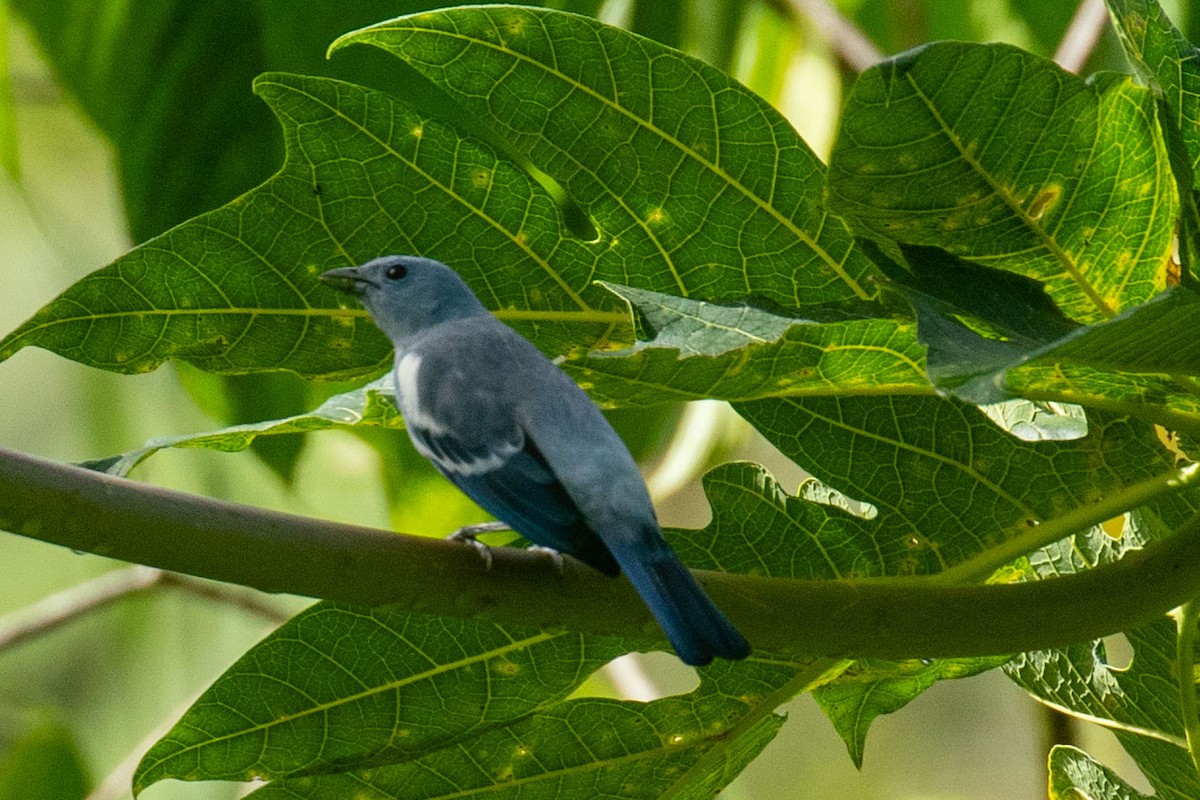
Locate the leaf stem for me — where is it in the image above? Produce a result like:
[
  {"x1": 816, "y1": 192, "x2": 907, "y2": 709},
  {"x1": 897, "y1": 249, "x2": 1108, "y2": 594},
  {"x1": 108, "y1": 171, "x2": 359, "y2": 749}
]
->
[
  {"x1": 1179, "y1": 599, "x2": 1200, "y2": 777},
  {"x1": 4, "y1": 446, "x2": 1200, "y2": 659},
  {"x1": 931, "y1": 462, "x2": 1200, "y2": 585}
]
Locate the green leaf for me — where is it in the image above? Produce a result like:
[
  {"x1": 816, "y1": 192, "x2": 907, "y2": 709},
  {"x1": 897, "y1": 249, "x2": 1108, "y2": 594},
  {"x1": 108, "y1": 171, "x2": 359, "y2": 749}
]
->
[
  {"x1": 84, "y1": 376, "x2": 400, "y2": 477},
  {"x1": 903, "y1": 281, "x2": 1200, "y2": 404},
  {"x1": 0, "y1": 70, "x2": 629, "y2": 378},
  {"x1": 133, "y1": 604, "x2": 633, "y2": 793},
  {"x1": 567, "y1": 282, "x2": 927, "y2": 407},
  {"x1": 1004, "y1": 522, "x2": 1200, "y2": 800},
  {"x1": 828, "y1": 41, "x2": 1177, "y2": 323},
  {"x1": 331, "y1": 5, "x2": 881, "y2": 311},
  {"x1": 1048, "y1": 746, "x2": 1149, "y2": 800},
  {"x1": 736, "y1": 396, "x2": 1179, "y2": 574},
  {"x1": 810, "y1": 655, "x2": 1009, "y2": 768},
  {"x1": 244, "y1": 690, "x2": 783, "y2": 799},
  {"x1": 0, "y1": 720, "x2": 91, "y2": 800},
  {"x1": 1105, "y1": 0, "x2": 1200, "y2": 286}
]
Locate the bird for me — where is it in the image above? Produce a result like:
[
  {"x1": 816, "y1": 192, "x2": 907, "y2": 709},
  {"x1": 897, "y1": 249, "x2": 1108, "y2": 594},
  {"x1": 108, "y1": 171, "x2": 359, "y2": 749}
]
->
[{"x1": 321, "y1": 255, "x2": 750, "y2": 666}]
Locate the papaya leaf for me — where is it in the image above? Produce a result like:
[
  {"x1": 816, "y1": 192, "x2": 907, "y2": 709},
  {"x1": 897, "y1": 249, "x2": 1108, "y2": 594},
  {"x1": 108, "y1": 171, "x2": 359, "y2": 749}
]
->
[
  {"x1": 1048, "y1": 746, "x2": 1150, "y2": 800},
  {"x1": 134, "y1": 463, "x2": 839, "y2": 795},
  {"x1": 1005, "y1": 519, "x2": 1200, "y2": 800},
  {"x1": 330, "y1": 5, "x2": 882, "y2": 311},
  {"x1": 81, "y1": 377, "x2": 399, "y2": 478},
  {"x1": 133, "y1": 606, "x2": 633, "y2": 792},
  {"x1": 569, "y1": 282, "x2": 928, "y2": 407},
  {"x1": 242, "y1": 679, "x2": 784, "y2": 800},
  {"x1": 1106, "y1": 0, "x2": 1200, "y2": 286},
  {"x1": 828, "y1": 42, "x2": 1177, "y2": 323}
]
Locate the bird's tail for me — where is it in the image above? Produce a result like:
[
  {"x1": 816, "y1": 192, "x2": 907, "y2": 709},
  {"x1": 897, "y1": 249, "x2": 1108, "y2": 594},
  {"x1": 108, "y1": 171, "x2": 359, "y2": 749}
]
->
[{"x1": 613, "y1": 529, "x2": 750, "y2": 667}]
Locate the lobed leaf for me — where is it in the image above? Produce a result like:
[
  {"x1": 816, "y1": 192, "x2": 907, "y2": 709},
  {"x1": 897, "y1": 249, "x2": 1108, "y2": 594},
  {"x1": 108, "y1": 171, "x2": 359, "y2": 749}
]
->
[
  {"x1": 1005, "y1": 519, "x2": 1200, "y2": 800},
  {"x1": 0, "y1": 70, "x2": 627, "y2": 379},
  {"x1": 243, "y1": 692, "x2": 784, "y2": 799},
  {"x1": 133, "y1": 605, "x2": 633, "y2": 793},
  {"x1": 332, "y1": 5, "x2": 881, "y2": 311}
]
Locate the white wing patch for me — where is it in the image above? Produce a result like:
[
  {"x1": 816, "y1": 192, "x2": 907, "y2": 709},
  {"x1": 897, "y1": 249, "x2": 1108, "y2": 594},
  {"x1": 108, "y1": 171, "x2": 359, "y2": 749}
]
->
[
  {"x1": 394, "y1": 352, "x2": 444, "y2": 435},
  {"x1": 393, "y1": 351, "x2": 521, "y2": 476}
]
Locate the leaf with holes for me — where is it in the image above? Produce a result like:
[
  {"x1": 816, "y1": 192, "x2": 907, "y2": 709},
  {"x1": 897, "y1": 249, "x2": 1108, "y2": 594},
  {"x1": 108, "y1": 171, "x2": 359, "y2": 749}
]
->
[
  {"x1": 2, "y1": 5, "x2": 883, "y2": 382},
  {"x1": 331, "y1": 5, "x2": 881, "y2": 312},
  {"x1": 1005, "y1": 521, "x2": 1200, "y2": 800}
]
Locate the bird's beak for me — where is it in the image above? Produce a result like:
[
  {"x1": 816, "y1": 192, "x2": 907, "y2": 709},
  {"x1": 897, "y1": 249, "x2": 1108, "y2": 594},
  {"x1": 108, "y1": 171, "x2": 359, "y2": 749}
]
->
[{"x1": 320, "y1": 266, "x2": 375, "y2": 295}]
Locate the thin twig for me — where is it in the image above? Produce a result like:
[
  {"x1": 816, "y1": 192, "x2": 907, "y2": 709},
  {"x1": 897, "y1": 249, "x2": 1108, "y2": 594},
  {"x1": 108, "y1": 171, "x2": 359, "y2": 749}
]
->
[
  {"x1": 782, "y1": 0, "x2": 883, "y2": 72},
  {"x1": 0, "y1": 566, "x2": 292, "y2": 654},
  {"x1": 159, "y1": 573, "x2": 296, "y2": 625},
  {"x1": 1055, "y1": 0, "x2": 1109, "y2": 74},
  {"x1": 0, "y1": 566, "x2": 164, "y2": 651}
]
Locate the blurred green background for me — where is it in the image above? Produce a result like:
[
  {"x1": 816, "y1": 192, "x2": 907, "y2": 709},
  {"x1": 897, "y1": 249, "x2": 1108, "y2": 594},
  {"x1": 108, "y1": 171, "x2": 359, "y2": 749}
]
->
[{"x1": 0, "y1": 1, "x2": 1182, "y2": 797}]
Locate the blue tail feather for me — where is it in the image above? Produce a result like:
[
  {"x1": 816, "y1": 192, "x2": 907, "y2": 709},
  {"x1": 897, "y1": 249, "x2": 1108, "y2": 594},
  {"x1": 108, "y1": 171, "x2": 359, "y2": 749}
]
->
[{"x1": 614, "y1": 535, "x2": 750, "y2": 666}]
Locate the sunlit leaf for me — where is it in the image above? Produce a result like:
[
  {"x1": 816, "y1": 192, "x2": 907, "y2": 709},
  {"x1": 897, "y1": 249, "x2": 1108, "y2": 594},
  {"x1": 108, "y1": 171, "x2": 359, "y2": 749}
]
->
[
  {"x1": 332, "y1": 5, "x2": 881, "y2": 311},
  {"x1": 569, "y1": 282, "x2": 927, "y2": 407},
  {"x1": 828, "y1": 42, "x2": 1176, "y2": 323},
  {"x1": 1048, "y1": 746, "x2": 1149, "y2": 800}
]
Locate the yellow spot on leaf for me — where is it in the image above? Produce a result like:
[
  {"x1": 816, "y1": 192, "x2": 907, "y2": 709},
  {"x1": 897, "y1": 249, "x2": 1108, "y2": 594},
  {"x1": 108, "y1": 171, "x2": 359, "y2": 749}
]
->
[{"x1": 1027, "y1": 184, "x2": 1061, "y2": 222}]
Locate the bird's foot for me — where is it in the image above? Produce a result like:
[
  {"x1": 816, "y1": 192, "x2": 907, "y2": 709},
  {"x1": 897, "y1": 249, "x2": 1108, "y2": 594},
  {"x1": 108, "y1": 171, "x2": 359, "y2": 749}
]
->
[
  {"x1": 527, "y1": 545, "x2": 566, "y2": 574},
  {"x1": 446, "y1": 521, "x2": 511, "y2": 570}
]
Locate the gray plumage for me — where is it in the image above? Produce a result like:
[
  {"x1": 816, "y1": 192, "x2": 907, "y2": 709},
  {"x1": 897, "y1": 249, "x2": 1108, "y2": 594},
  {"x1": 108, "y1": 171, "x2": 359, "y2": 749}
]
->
[{"x1": 322, "y1": 255, "x2": 750, "y2": 666}]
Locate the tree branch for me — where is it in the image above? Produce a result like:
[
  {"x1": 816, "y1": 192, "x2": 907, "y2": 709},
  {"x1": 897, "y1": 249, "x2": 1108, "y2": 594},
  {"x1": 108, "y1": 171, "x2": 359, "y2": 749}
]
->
[
  {"x1": 2, "y1": 446, "x2": 1200, "y2": 659},
  {"x1": 782, "y1": 0, "x2": 883, "y2": 73},
  {"x1": 1055, "y1": 0, "x2": 1109, "y2": 74}
]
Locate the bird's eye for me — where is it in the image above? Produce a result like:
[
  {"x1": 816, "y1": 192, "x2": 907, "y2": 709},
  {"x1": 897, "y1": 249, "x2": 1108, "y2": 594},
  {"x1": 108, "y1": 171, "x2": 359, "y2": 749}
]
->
[{"x1": 385, "y1": 263, "x2": 407, "y2": 281}]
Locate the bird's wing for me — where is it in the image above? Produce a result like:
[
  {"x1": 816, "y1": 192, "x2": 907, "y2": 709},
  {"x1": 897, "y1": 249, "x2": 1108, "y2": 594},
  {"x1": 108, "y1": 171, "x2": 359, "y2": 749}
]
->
[{"x1": 402, "y1": 345, "x2": 619, "y2": 575}]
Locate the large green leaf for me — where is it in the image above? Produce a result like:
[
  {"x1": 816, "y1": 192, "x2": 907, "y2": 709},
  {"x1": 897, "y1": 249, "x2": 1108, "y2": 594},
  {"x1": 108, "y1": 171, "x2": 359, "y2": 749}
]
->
[
  {"x1": 1005, "y1": 522, "x2": 1200, "y2": 800},
  {"x1": 331, "y1": 5, "x2": 881, "y2": 311},
  {"x1": 2, "y1": 5, "x2": 886, "y2": 383},
  {"x1": 828, "y1": 42, "x2": 1177, "y2": 323},
  {"x1": 736, "y1": 396, "x2": 1179, "y2": 573},
  {"x1": 134, "y1": 463, "x2": 842, "y2": 795},
  {"x1": 133, "y1": 605, "x2": 633, "y2": 792},
  {"x1": 243, "y1": 688, "x2": 783, "y2": 799},
  {"x1": 1106, "y1": 0, "x2": 1200, "y2": 285},
  {"x1": 0, "y1": 70, "x2": 626, "y2": 378}
]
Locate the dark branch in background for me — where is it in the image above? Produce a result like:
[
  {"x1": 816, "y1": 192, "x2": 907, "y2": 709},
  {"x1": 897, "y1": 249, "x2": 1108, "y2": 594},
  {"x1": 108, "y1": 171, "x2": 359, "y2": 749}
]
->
[
  {"x1": 782, "y1": 0, "x2": 883, "y2": 72},
  {"x1": 2, "y1": 446, "x2": 1200, "y2": 659},
  {"x1": 1055, "y1": 0, "x2": 1109, "y2": 73}
]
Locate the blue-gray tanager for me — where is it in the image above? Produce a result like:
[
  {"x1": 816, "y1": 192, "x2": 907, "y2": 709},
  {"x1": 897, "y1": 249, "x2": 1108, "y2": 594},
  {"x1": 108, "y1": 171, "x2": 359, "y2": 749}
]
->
[{"x1": 322, "y1": 255, "x2": 750, "y2": 666}]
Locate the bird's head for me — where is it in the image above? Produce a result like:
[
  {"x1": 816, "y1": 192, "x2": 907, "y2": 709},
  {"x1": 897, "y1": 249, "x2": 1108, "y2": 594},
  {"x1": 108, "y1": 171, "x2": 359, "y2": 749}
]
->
[{"x1": 321, "y1": 255, "x2": 488, "y2": 342}]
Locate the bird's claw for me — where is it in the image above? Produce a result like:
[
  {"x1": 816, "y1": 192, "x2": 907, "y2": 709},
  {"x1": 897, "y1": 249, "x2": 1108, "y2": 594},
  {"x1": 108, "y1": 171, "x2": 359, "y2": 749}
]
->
[
  {"x1": 527, "y1": 544, "x2": 566, "y2": 574},
  {"x1": 446, "y1": 521, "x2": 511, "y2": 570}
]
